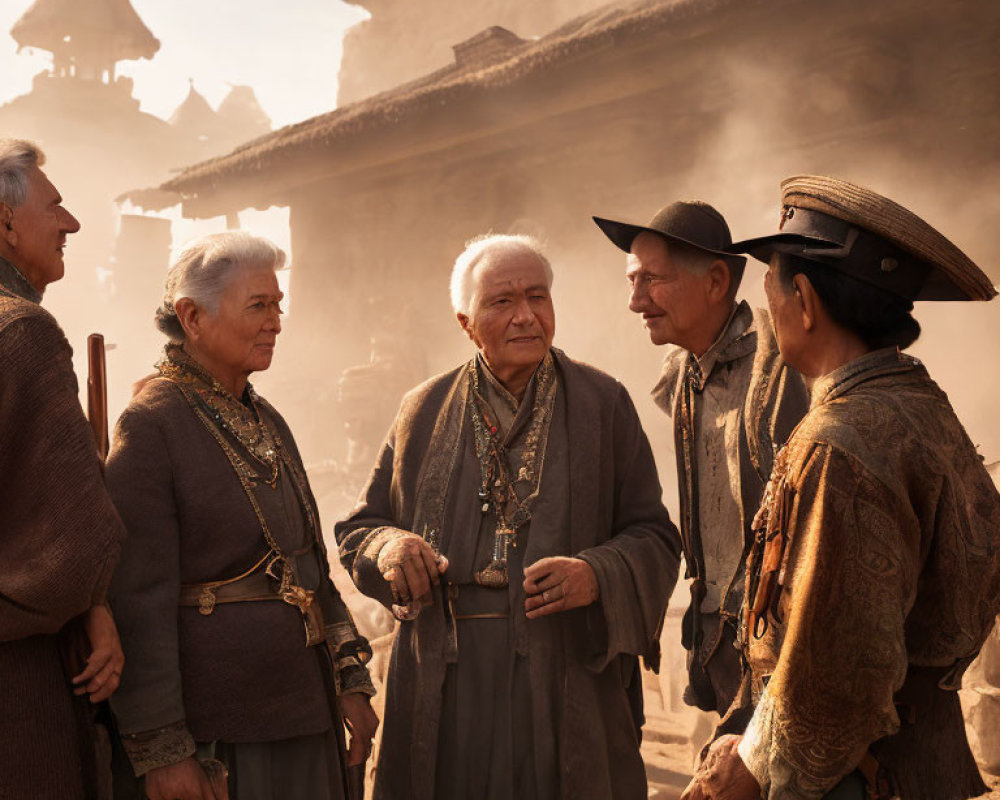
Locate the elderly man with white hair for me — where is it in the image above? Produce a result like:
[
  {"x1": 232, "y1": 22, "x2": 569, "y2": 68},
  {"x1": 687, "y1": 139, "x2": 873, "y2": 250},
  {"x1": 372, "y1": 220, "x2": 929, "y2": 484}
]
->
[
  {"x1": 337, "y1": 234, "x2": 681, "y2": 800},
  {"x1": 0, "y1": 138, "x2": 126, "y2": 799}
]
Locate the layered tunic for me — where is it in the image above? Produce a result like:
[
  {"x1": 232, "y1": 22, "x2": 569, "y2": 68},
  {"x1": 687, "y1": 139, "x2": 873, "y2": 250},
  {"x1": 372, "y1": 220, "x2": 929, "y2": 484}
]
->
[
  {"x1": 0, "y1": 257, "x2": 125, "y2": 799},
  {"x1": 106, "y1": 348, "x2": 372, "y2": 794},
  {"x1": 736, "y1": 348, "x2": 1000, "y2": 800},
  {"x1": 652, "y1": 301, "x2": 807, "y2": 713},
  {"x1": 337, "y1": 348, "x2": 681, "y2": 800}
]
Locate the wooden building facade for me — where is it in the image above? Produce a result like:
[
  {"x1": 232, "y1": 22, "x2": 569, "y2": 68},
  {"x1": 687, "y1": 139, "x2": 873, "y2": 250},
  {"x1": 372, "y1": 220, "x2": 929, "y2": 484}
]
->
[{"x1": 156, "y1": 0, "x2": 1000, "y2": 471}]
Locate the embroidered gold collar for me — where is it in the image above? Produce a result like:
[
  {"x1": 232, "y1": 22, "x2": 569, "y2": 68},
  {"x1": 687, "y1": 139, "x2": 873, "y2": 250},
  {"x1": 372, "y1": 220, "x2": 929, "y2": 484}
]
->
[{"x1": 157, "y1": 344, "x2": 281, "y2": 483}]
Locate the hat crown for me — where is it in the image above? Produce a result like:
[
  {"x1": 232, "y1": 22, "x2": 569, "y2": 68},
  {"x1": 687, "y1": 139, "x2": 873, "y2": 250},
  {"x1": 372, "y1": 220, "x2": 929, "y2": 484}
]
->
[
  {"x1": 592, "y1": 200, "x2": 744, "y2": 262},
  {"x1": 647, "y1": 201, "x2": 734, "y2": 252},
  {"x1": 779, "y1": 175, "x2": 995, "y2": 302}
]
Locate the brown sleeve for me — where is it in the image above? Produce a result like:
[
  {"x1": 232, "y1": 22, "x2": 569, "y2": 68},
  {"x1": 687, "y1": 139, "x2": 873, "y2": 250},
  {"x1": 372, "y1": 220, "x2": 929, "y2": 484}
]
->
[
  {"x1": 0, "y1": 311, "x2": 124, "y2": 640},
  {"x1": 105, "y1": 400, "x2": 191, "y2": 761}
]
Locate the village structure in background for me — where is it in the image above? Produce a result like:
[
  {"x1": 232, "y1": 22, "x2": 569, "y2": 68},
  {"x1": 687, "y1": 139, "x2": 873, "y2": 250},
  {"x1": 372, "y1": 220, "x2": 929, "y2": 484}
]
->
[{"x1": 4, "y1": 1, "x2": 999, "y2": 797}]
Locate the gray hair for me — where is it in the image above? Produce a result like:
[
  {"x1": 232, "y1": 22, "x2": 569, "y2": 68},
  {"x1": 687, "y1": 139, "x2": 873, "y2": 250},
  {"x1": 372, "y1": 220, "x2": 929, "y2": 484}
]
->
[
  {"x1": 0, "y1": 139, "x2": 44, "y2": 209},
  {"x1": 155, "y1": 231, "x2": 286, "y2": 341},
  {"x1": 449, "y1": 233, "x2": 553, "y2": 315},
  {"x1": 647, "y1": 233, "x2": 746, "y2": 293}
]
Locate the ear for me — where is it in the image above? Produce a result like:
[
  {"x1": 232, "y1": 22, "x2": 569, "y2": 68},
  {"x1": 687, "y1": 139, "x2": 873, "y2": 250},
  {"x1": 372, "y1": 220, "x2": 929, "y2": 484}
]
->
[
  {"x1": 706, "y1": 259, "x2": 731, "y2": 302},
  {"x1": 174, "y1": 297, "x2": 202, "y2": 341},
  {"x1": 791, "y1": 273, "x2": 819, "y2": 333},
  {"x1": 456, "y1": 311, "x2": 477, "y2": 345},
  {"x1": 0, "y1": 203, "x2": 16, "y2": 249}
]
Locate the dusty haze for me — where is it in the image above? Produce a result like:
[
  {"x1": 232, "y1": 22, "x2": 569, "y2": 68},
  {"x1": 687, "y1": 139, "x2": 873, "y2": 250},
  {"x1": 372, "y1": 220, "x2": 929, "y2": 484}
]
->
[{"x1": 2, "y1": 0, "x2": 998, "y2": 794}]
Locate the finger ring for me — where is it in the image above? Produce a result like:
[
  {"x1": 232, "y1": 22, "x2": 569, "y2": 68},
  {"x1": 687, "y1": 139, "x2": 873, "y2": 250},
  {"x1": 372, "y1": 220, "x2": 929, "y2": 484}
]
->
[{"x1": 542, "y1": 590, "x2": 550, "y2": 603}]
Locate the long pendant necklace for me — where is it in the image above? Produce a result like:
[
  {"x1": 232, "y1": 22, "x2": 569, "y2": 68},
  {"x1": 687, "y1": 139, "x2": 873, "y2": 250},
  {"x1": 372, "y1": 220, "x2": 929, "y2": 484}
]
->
[{"x1": 469, "y1": 353, "x2": 556, "y2": 588}]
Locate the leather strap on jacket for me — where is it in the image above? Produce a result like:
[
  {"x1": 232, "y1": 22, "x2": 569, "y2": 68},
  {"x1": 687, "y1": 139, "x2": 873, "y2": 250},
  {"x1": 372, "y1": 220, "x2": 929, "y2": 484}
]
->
[{"x1": 178, "y1": 550, "x2": 274, "y2": 615}]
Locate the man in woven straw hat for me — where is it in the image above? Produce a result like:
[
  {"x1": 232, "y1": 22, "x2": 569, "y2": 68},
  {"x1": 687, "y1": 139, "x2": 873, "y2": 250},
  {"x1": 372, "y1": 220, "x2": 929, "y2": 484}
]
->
[
  {"x1": 681, "y1": 176, "x2": 1000, "y2": 800},
  {"x1": 593, "y1": 203, "x2": 808, "y2": 717}
]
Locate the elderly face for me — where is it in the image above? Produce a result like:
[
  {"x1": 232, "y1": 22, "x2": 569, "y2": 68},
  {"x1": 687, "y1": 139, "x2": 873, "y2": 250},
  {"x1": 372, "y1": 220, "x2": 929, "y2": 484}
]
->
[
  {"x1": 626, "y1": 232, "x2": 714, "y2": 349},
  {"x1": 193, "y1": 268, "x2": 284, "y2": 381},
  {"x1": 459, "y1": 250, "x2": 555, "y2": 378},
  {"x1": 4, "y1": 164, "x2": 80, "y2": 292}
]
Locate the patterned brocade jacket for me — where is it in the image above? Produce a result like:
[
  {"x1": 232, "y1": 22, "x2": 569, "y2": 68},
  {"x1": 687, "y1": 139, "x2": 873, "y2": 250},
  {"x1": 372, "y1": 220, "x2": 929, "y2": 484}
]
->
[
  {"x1": 737, "y1": 348, "x2": 1000, "y2": 800},
  {"x1": 107, "y1": 347, "x2": 373, "y2": 775}
]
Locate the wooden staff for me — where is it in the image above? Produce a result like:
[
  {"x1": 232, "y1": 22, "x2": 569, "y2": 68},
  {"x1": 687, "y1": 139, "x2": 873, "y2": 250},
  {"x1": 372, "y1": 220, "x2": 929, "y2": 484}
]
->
[{"x1": 87, "y1": 333, "x2": 109, "y2": 462}]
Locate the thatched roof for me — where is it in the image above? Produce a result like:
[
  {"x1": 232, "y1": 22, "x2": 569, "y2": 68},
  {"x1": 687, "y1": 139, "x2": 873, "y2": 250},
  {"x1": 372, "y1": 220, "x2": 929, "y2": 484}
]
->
[
  {"x1": 162, "y1": 0, "x2": 734, "y2": 196},
  {"x1": 11, "y1": 0, "x2": 159, "y2": 62}
]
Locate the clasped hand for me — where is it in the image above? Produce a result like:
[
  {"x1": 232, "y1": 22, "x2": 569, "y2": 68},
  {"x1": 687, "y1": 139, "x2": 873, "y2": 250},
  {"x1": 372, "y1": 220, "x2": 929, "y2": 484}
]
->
[{"x1": 377, "y1": 532, "x2": 448, "y2": 620}]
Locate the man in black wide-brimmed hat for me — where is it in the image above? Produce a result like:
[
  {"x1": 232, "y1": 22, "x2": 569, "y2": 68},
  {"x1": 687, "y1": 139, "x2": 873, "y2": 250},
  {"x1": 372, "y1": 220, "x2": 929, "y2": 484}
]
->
[
  {"x1": 594, "y1": 202, "x2": 808, "y2": 718},
  {"x1": 681, "y1": 176, "x2": 1000, "y2": 800}
]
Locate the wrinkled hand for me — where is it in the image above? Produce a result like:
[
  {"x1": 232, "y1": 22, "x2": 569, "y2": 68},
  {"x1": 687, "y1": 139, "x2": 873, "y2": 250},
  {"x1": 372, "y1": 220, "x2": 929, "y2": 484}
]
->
[
  {"x1": 377, "y1": 532, "x2": 448, "y2": 621},
  {"x1": 680, "y1": 735, "x2": 760, "y2": 800},
  {"x1": 338, "y1": 692, "x2": 380, "y2": 766},
  {"x1": 71, "y1": 604, "x2": 124, "y2": 703},
  {"x1": 145, "y1": 757, "x2": 228, "y2": 800},
  {"x1": 523, "y1": 557, "x2": 599, "y2": 619}
]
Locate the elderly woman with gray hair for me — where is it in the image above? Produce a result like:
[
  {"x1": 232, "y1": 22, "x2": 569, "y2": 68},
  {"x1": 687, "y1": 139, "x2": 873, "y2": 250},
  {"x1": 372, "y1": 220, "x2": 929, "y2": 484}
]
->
[{"x1": 106, "y1": 231, "x2": 377, "y2": 800}]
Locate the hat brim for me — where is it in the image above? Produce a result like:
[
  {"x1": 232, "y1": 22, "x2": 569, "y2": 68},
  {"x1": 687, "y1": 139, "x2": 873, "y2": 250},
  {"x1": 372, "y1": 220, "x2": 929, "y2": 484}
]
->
[
  {"x1": 727, "y1": 232, "x2": 843, "y2": 265},
  {"x1": 730, "y1": 231, "x2": 975, "y2": 301},
  {"x1": 593, "y1": 216, "x2": 744, "y2": 260}
]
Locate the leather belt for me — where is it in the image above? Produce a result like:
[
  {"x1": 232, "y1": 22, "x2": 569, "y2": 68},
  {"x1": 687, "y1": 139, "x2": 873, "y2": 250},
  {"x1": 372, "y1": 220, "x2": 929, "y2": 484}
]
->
[
  {"x1": 179, "y1": 563, "x2": 278, "y2": 615},
  {"x1": 447, "y1": 582, "x2": 509, "y2": 621}
]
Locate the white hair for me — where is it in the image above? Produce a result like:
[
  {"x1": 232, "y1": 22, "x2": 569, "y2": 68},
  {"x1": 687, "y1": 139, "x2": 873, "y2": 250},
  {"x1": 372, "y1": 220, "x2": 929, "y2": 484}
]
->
[
  {"x1": 0, "y1": 139, "x2": 44, "y2": 209},
  {"x1": 449, "y1": 233, "x2": 553, "y2": 314},
  {"x1": 155, "y1": 230, "x2": 286, "y2": 341}
]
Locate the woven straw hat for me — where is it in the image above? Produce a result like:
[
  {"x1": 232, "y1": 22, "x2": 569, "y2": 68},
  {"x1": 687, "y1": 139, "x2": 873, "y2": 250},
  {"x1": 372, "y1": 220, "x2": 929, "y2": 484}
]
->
[{"x1": 730, "y1": 175, "x2": 996, "y2": 302}]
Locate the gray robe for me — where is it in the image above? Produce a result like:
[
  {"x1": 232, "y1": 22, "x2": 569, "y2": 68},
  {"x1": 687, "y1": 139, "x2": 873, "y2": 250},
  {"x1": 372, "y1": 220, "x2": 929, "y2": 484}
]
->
[{"x1": 336, "y1": 349, "x2": 682, "y2": 800}]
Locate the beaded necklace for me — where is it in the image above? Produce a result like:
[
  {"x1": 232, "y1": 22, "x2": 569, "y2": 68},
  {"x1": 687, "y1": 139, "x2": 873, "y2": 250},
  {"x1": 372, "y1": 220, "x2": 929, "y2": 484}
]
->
[
  {"x1": 158, "y1": 344, "x2": 280, "y2": 486},
  {"x1": 468, "y1": 351, "x2": 556, "y2": 588}
]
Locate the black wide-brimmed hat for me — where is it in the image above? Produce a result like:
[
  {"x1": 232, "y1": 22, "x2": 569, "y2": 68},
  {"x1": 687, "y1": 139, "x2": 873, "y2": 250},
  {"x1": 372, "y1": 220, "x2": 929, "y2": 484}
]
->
[
  {"x1": 593, "y1": 200, "x2": 746, "y2": 265},
  {"x1": 728, "y1": 175, "x2": 996, "y2": 302}
]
